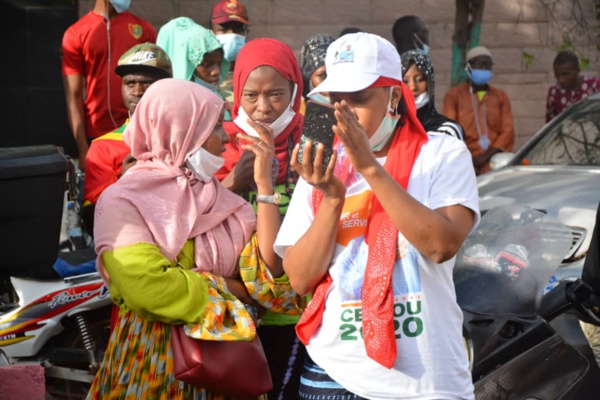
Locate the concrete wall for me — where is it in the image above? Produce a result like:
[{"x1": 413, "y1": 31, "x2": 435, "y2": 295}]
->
[{"x1": 79, "y1": 0, "x2": 599, "y2": 150}]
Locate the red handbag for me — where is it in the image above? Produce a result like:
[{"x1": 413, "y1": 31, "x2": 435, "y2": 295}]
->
[{"x1": 170, "y1": 324, "x2": 273, "y2": 399}]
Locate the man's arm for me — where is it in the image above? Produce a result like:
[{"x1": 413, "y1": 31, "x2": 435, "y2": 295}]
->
[
  {"x1": 220, "y1": 150, "x2": 256, "y2": 193},
  {"x1": 63, "y1": 74, "x2": 89, "y2": 171}
]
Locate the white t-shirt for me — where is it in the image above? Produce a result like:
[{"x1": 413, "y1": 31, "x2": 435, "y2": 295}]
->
[{"x1": 274, "y1": 133, "x2": 479, "y2": 400}]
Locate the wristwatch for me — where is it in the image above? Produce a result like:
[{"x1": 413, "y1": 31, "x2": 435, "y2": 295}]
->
[{"x1": 256, "y1": 191, "x2": 282, "y2": 205}]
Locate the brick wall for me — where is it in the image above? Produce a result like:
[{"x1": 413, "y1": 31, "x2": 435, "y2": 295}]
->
[{"x1": 80, "y1": 0, "x2": 599, "y2": 150}]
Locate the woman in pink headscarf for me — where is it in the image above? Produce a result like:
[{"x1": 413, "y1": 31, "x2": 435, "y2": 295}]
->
[{"x1": 87, "y1": 79, "x2": 304, "y2": 399}]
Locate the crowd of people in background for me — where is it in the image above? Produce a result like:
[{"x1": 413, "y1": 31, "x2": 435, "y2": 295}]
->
[{"x1": 60, "y1": 0, "x2": 600, "y2": 399}]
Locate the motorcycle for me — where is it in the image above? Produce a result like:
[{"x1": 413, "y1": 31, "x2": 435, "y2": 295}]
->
[
  {"x1": 0, "y1": 145, "x2": 112, "y2": 400},
  {"x1": 454, "y1": 205, "x2": 600, "y2": 399}
]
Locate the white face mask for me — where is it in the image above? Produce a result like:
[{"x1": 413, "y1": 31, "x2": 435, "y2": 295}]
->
[
  {"x1": 194, "y1": 75, "x2": 220, "y2": 92},
  {"x1": 414, "y1": 92, "x2": 430, "y2": 109},
  {"x1": 109, "y1": 0, "x2": 131, "y2": 13},
  {"x1": 216, "y1": 33, "x2": 246, "y2": 62},
  {"x1": 369, "y1": 87, "x2": 400, "y2": 151},
  {"x1": 185, "y1": 147, "x2": 225, "y2": 183},
  {"x1": 234, "y1": 84, "x2": 297, "y2": 138}
]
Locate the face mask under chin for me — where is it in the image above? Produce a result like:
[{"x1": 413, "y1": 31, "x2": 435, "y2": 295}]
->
[
  {"x1": 194, "y1": 75, "x2": 220, "y2": 92},
  {"x1": 414, "y1": 92, "x2": 430, "y2": 109},
  {"x1": 234, "y1": 84, "x2": 298, "y2": 138},
  {"x1": 186, "y1": 147, "x2": 225, "y2": 182},
  {"x1": 369, "y1": 87, "x2": 400, "y2": 151}
]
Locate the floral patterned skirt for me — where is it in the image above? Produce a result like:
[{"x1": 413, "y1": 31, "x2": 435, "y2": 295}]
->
[{"x1": 86, "y1": 309, "x2": 267, "y2": 400}]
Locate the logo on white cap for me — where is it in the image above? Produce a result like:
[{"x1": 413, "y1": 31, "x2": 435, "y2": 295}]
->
[
  {"x1": 332, "y1": 45, "x2": 355, "y2": 65},
  {"x1": 308, "y1": 33, "x2": 402, "y2": 96}
]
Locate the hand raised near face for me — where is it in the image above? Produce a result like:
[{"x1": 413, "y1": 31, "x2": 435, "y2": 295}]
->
[
  {"x1": 120, "y1": 154, "x2": 137, "y2": 177},
  {"x1": 291, "y1": 140, "x2": 345, "y2": 201},
  {"x1": 332, "y1": 100, "x2": 378, "y2": 174},
  {"x1": 238, "y1": 119, "x2": 276, "y2": 191},
  {"x1": 221, "y1": 149, "x2": 256, "y2": 194}
]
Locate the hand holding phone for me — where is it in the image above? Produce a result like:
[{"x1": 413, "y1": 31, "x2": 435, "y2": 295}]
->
[{"x1": 297, "y1": 100, "x2": 336, "y2": 173}]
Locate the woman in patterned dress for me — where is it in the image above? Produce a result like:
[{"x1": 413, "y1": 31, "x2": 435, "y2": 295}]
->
[{"x1": 87, "y1": 78, "x2": 304, "y2": 400}]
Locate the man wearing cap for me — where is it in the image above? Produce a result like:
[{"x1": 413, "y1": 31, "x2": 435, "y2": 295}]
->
[
  {"x1": 62, "y1": 0, "x2": 156, "y2": 172},
  {"x1": 82, "y1": 43, "x2": 172, "y2": 234},
  {"x1": 443, "y1": 46, "x2": 514, "y2": 175},
  {"x1": 209, "y1": 0, "x2": 250, "y2": 103}
]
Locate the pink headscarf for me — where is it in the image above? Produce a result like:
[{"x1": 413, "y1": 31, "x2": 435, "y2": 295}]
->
[{"x1": 94, "y1": 79, "x2": 256, "y2": 280}]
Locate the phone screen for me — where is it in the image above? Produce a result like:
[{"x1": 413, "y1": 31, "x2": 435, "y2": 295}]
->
[{"x1": 297, "y1": 100, "x2": 336, "y2": 172}]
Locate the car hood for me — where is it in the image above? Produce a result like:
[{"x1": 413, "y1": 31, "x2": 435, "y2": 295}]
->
[{"x1": 477, "y1": 166, "x2": 600, "y2": 259}]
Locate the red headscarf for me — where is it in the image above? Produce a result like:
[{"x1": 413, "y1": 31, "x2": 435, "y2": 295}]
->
[
  {"x1": 297, "y1": 79, "x2": 429, "y2": 369},
  {"x1": 215, "y1": 38, "x2": 304, "y2": 185}
]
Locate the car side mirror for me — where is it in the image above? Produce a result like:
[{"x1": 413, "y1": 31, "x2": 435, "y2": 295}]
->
[{"x1": 490, "y1": 152, "x2": 515, "y2": 171}]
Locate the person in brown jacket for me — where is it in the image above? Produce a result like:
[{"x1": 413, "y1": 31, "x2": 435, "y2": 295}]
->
[{"x1": 443, "y1": 46, "x2": 514, "y2": 175}]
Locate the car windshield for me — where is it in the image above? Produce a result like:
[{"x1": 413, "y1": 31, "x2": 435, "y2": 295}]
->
[{"x1": 519, "y1": 100, "x2": 600, "y2": 166}]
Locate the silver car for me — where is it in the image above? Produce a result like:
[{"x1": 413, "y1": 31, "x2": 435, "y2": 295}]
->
[{"x1": 477, "y1": 91, "x2": 600, "y2": 285}]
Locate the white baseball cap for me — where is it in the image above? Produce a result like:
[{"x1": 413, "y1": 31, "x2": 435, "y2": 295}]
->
[{"x1": 308, "y1": 32, "x2": 403, "y2": 96}]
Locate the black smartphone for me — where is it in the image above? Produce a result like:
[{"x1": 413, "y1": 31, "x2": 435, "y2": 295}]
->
[{"x1": 297, "y1": 100, "x2": 336, "y2": 173}]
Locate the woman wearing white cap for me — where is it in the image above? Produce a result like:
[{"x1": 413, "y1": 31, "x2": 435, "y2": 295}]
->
[{"x1": 274, "y1": 32, "x2": 479, "y2": 399}]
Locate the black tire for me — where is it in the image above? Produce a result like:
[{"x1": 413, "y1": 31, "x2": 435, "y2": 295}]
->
[{"x1": 46, "y1": 306, "x2": 112, "y2": 400}]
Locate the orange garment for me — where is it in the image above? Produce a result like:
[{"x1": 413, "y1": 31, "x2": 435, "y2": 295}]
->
[{"x1": 443, "y1": 82, "x2": 514, "y2": 174}]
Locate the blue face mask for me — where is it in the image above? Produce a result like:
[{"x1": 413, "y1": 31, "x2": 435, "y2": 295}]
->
[
  {"x1": 194, "y1": 75, "x2": 220, "y2": 92},
  {"x1": 109, "y1": 0, "x2": 131, "y2": 13},
  {"x1": 308, "y1": 81, "x2": 331, "y2": 105},
  {"x1": 216, "y1": 33, "x2": 246, "y2": 62},
  {"x1": 469, "y1": 69, "x2": 493, "y2": 85},
  {"x1": 416, "y1": 43, "x2": 430, "y2": 55},
  {"x1": 308, "y1": 92, "x2": 331, "y2": 105},
  {"x1": 413, "y1": 33, "x2": 429, "y2": 55}
]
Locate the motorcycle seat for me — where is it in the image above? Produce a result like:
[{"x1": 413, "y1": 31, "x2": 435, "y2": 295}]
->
[{"x1": 53, "y1": 247, "x2": 97, "y2": 278}]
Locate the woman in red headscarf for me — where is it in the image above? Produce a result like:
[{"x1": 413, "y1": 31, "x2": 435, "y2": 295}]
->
[
  {"x1": 216, "y1": 38, "x2": 303, "y2": 215},
  {"x1": 214, "y1": 38, "x2": 306, "y2": 400}
]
